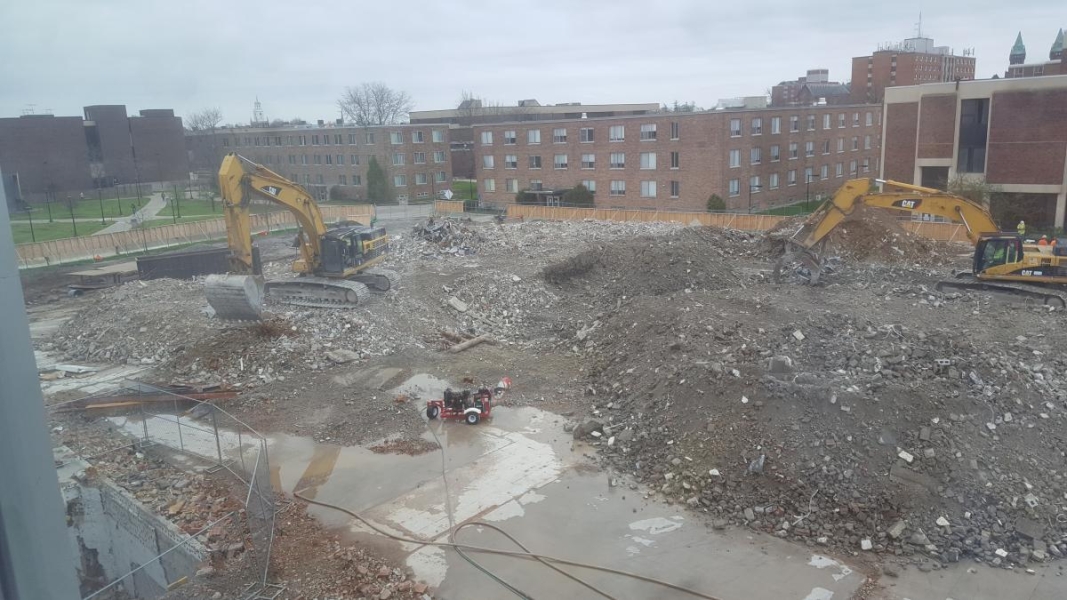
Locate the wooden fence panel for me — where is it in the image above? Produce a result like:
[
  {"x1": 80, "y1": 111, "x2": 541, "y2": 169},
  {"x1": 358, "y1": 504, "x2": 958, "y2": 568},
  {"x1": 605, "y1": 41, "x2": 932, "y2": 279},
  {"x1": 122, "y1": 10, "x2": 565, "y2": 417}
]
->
[{"x1": 434, "y1": 201, "x2": 465, "y2": 215}]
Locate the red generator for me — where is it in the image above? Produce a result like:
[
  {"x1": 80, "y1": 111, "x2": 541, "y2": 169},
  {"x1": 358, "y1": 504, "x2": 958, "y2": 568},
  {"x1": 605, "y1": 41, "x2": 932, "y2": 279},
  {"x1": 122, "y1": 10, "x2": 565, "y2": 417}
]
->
[{"x1": 426, "y1": 378, "x2": 511, "y2": 425}]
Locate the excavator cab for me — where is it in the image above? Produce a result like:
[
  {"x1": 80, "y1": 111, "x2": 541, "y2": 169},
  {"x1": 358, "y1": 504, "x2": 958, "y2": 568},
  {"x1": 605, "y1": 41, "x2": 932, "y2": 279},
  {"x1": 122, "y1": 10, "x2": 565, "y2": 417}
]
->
[{"x1": 974, "y1": 235, "x2": 1024, "y2": 273}]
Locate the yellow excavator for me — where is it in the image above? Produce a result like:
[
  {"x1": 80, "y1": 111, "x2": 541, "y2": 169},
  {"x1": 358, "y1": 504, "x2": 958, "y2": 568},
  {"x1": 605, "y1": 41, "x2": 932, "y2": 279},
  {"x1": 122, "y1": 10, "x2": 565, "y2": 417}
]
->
[
  {"x1": 776, "y1": 178, "x2": 1067, "y2": 308},
  {"x1": 204, "y1": 153, "x2": 396, "y2": 320}
]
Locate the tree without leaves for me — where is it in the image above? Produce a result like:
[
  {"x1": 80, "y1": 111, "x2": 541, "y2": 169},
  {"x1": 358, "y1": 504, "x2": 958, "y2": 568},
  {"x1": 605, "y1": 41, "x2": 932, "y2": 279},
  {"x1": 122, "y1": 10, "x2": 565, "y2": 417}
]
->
[
  {"x1": 185, "y1": 107, "x2": 224, "y2": 132},
  {"x1": 338, "y1": 83, "x2": 414, "y2": 126}
]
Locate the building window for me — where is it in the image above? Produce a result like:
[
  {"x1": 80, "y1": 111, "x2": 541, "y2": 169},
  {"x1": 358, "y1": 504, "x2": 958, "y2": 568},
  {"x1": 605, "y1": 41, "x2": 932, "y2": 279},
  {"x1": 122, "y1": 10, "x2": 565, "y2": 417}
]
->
[
  {"x1": 412, "y1": 131, "x2": 424, "y2": 143},
  {"x1": 580, "y1": 127, "x2": 595, "y2": 142},
  {"x1": 314, "y1": 154, "x2": 322, "y2": 164},
  {"x1": 415, "y1": 173, "x2": 428, "y2": 185},
  {"x1": 484, "y1": 179, "x2": 496, "y2": 192},
  {"x1": 393, "y1": 175, "x2": 407, "y2": 187},
  {"x1": 750, "y1": 175, "x2": 761, "y2": 191},
  {"x1": 288, "y1": 155, "x2": 296, "y2": 164},
  {"x1": 435, "y1": 171, "x2": 447, "y2": 183},
  {"x1": 325, "y1": 155, "x2": 333, "y2": 165},
  {"x1": 505, "y1": 155, "x2": 517, "y2": 169},
  {"x1": 851, "y1": 137, "x2": 859, "y2": 151},
  {"x1": 790, "y1": 116, "x2": 799, "y2": 132},
  {"x1": 835, "y1": 163, "x2": 843, "y2": 177},
  {"x1": 339, "y1": 174, "x2": 347, "y2": 185},
  {"x1": 640, "y1": 181, "x2": 657, "y2": 198},
  {"x1": 351, "y1": 154, "x2": 360, "y2": 165},
  {"x1": 524, "y1": 179, "x2": 541, "y2": 192},
  {"x1": 554, "y1": 128, "x2": 568, "y2": 143},
  {"x1": 348, "y1": 134, "x2": 357, "y2": 144},
  {"x1": 480, "y1": 131, "x2": 493, "y2": 145},
  {"x1": 789, "y1": 142, "x2": 798, "y2": 159},
  {"x1": 554, "y1": 154, "x2": 568, "y2": 169},
  {"x1": 392, "y1": 152, "x2": 405, "y2": 166},
  {"x1": 730, "y1": 119, "x2": 742, "y2": 137},
  {"x1": 751, "y1": 118, "x2": 762, "y2": 135},
  {"x1": 506, "y1": 178, "x2": 518, "y2": 193},
  {"x1": 482, "y1": 155, "x2": 494, "y2": 169},
  {"x1": 433, "y1": 150, "x2": 446, "y2": 163},
  {"x1": 365, "y1": 132, "x2": 375, "y2": 144},
  {"x1": 336, "y1": 154, "x2": 344, "y2": 164},
  {"x1": 527, "y1": 129, "x2": 541, "y2": 144},
  {"x1": 670, "y1": 180, "x2": 680, "y2": 198},
  {"x1": 301, "y1": 155, "x2": 308, "y2": 165},
  {"x1": 849, "y1": 160, "x2": 858, "y2": 174},
  {"x1": 610, "y1": 152, "x2": 625, "y2": 169},
  {"x1": 670, "y1": 151, "x2": 680, "y2": 169},
  {"x1": 414, "y1": 152, "x2": 426, "y2": 164},
  {"x1": 820, "y1": 164, "x2": 829, "y2": 179},
  {"x1": 750, "y1": 147, "x2": 761, "y2": 165},
  {"x1": 610, "y1": 180, "x2": 626, "y2": 196},
  {"x1": 853, "y1": 112, "x2": 860, "y2": 127},
  {"x1": 838, "y1": 113, "x2": 846, "y2": 128},
  {"x1": 864, "y1": 135, "x2": 871, "y2": 150},
  {"x1": 582, "y1": 153, "x2": 595, "y2": 169},
  {"x1": 769, "y1": 173, "x2": 779, "y2": 189},
  {"x1": 640, "y1": 152, "x2": 657, "y2": 169},
  {"x1": 504, "y1": 130, "x2": 517, "y2": 145},
  {"x1": 581, "y1": 179, "x2": 596, "y2": 193},
  {"x1": 837, "y1": 138, "x2": 844, "y2": 153},
  {"x1": 865, "y1": 112, "x2": 873, "y2": 127},
  {"x1": 322, "y1": 135, "x2": 330, "y2": 146},
  {"x1": 353, "y1": 174, "x2": 362, "y2": 185},
  {"x1": 804, "y1": 166, "x2": 814, "y2": 182},
  {"x1": 299, "y1": 135, "x2": 307, "y2": 146},
  {"x1": 862, "y1": 158, "x2": 870, "y2": 173},
  {"x1": 609, "y1": 125, "x2": 625, "y2": 141},
  {"x1": 641, "y1": 124, "x2": 657, "y2": 140},
  {"x1": 529, "y1": 155, "x2": 542, "y2": 169},
  {"x1": 303, "y1": 174, "x2": 310, "y2": 184},
  {"x1": 310, "y1": 135, "x2": 318, "y2": 145},
  {"x1": 670, "y1": 122, "x2": 680, "y2": 140},
  {"x1": 769, "y1": 145, "x2": 780, "y2": 162},
  {"x1": 728, "y1": 179, "x2": 740, "y2": 197},
  {"x1": 771, "y1": 117, "x2": 781, "y2": 135},
  {"x1": 432, "y1": 130, "x2": 444, "y2": 143},
  {"x1": 334, "y1": 134, "x2": 342, "y2": 144},
  {"x1": 788, "y1": 170, "x2": 797, "y2": 186},
  {"x1": 805, "y1": 141, "x2": 814, "y2": 157},
  {"x1": 317, "y1": 174, "x2": 324, "y2": 184},
  {"x1": 390, "y1": 132, "x2": 403, "y2": 144},
  {"x1": 823, "y1": 114, "x2": 831, "y2": 130},
  {"x1": 729, "y1": 149, "x2": 741, "y2": 168},
  {"x1": 807, "y1": 115, "x2": 815, "y2": 131}
]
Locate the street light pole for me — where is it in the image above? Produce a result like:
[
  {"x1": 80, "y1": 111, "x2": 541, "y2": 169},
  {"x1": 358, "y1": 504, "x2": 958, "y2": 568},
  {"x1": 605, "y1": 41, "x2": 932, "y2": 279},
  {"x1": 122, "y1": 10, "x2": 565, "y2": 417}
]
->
[
  {"x1": 68, "y1": 196, "x2": 78, "y2": 237},
  {"x1": 24, "y1": 206, "x2": 35, "y2": 242},
  {"x1": 748, "y1": 183, "x2": 763, "y2": 214},
  {"x1": 98, "y1": 187, "x2": 106, "y2": 225},
  {"x1": 805, "y1": 174, "x2": 819, "y2": 212}
]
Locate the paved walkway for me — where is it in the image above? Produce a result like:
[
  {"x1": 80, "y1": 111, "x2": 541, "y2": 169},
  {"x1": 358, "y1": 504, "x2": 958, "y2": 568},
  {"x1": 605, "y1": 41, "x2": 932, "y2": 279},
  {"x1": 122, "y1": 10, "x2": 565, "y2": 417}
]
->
[{"x1": 95, "y1": 193, "x2": 166, "y2": 235}]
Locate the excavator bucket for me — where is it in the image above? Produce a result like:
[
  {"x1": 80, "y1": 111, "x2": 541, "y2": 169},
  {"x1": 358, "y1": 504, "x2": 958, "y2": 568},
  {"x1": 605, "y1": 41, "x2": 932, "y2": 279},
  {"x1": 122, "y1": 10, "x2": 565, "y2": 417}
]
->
[{"x1": 204, "y1": 274, "x2": 264, "y2": 321}]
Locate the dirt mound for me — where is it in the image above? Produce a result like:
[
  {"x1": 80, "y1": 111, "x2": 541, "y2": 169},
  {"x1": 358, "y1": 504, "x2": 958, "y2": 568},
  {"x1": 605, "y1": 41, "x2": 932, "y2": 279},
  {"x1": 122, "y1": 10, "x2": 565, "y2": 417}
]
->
[{"x1": 541, "y1": 228, "x2": 753, "y2": 296}]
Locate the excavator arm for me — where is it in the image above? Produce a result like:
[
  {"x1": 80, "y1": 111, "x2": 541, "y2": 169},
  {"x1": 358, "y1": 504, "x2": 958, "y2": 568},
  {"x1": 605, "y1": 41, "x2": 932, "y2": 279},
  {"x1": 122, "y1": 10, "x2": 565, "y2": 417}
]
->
[
  {"x1": 218, "y1": 152, "x2": 328, "y2": 274},
  {"x1": 787, "y1": 178, "x2": 1000, "y2": 250}
]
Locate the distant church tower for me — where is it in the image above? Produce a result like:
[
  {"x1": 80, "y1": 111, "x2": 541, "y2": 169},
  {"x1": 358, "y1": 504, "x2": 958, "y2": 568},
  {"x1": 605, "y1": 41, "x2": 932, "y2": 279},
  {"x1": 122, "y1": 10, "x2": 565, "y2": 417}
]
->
[
  {"x1": 1051, "y1": 29, "x2": 1064, "y2": 61},
  {"x1": 1010, "y1": 32, "x2": 1026, "y2": 65}
]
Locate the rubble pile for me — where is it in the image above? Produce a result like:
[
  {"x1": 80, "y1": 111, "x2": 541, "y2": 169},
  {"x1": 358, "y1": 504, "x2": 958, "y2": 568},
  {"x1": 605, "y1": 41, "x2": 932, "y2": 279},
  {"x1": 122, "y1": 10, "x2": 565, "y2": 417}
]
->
[
  {"x1": 551, "y1": 233, "x2": 1067, "y2": 568},
  {"x1": 823, "y1": 208, "x2": 957, "y2": 266},
  {"x1": 409, "y1": 218, "x2": 485, "y2": 256}
]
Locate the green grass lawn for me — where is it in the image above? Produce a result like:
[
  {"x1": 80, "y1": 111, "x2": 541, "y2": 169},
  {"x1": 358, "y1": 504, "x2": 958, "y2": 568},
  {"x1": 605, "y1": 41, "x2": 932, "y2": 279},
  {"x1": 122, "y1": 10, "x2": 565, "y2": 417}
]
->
[
  {"x1": 11, "y1": 221, "x2": 109, "y2": 244},
  {"x1": 761, "y1": 202, "x2": 819, "y2": 216},
  {"x1": 451, "y1": 179, "x2": 477, "y2": 201}
]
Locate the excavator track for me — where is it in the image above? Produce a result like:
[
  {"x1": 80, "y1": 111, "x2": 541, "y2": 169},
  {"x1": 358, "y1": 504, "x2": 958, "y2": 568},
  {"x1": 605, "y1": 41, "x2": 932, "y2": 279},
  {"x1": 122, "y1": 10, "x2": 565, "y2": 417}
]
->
[
  {"x1": 355, "y1": 268, "x2": 400, "y2": 291},
  {"x1": 265, "y1": 278, "x2": 371, "y2": 309},
  {"x1": 936, "y1": 275, "x2": 1067, "y2": 309}
]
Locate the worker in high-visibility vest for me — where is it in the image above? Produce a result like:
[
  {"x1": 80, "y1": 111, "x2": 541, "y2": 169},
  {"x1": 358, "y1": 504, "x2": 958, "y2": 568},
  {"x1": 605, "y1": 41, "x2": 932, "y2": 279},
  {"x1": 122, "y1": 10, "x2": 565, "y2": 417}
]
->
[{"x1": 1017, "y1": 220, "x2": 1026, "y2": 236}]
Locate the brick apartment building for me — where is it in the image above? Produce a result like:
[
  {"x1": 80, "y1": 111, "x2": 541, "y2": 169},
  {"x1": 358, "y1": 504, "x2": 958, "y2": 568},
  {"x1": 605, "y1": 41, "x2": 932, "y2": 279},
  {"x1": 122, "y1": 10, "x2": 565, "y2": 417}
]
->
[
  {"x1": 1005, "y1": 30, "x2": 1067, "y2": 78},
  {"x1": 472, "y1": 105, "x2": 882, "y2": 212},
  {"x1": 881, "y1": 75, "x2": 1067, "y2": 230},
  {"x1": 0, "y1": 105, "x2": 188, "y2": 205},
  {"x1": 186, "y1": 123, "x2": 452, "y2": 202},
  {"x1": 851, "y1": 37, "x2": 976, "y2": 104},
  {"x1": 409, "y1": 100, "x2": 660, "y2": 126}
]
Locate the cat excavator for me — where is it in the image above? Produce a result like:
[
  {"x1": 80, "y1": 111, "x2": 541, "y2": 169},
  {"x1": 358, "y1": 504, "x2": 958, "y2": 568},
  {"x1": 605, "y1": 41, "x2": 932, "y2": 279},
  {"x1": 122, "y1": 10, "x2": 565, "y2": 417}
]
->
[
  {"x1": 204, "y1": 153, "x2": 397, "y2": 320},
  {"x1": 776, "y1": 178, "x2": 1067, "y2": 308}
]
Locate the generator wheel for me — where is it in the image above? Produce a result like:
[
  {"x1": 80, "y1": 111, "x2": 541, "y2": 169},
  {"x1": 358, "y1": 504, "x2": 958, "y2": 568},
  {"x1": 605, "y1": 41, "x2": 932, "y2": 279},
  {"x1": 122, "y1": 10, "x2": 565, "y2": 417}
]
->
[
  {"x1": 465, "y1": 412, "x2": 480, "y2": 425},
  {"x1": 427, "y1": 406, "x2": 440, "y2": 420}
]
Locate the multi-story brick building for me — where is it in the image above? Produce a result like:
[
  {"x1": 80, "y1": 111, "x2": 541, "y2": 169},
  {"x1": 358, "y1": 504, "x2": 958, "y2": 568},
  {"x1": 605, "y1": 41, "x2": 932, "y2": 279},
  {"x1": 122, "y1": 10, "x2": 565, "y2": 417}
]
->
[
  {"x1": 409, "y1": 100, "x2": 660, "y2": 126},
  {"x1": 186, "y1": 122, "x2": 452, "y2": 202},
  {"x1": 472, "y1": 105, "x2": 883, "y2": 212},
  {"x1": 881, "y1": 75, "x2": 1067, "y2": 230},
  {"x1": 1004, "y1": 30, "x2": 1067, "y2": 78},
  {"x1": 771, "y1": 69, "x2": 850, "y2": 107},
  {"x1": 0, "y1": 105, "x2": 188, "y2": 204},
  {"x1": 851, "y1": 37, "x2": 976, "y2": 104}
]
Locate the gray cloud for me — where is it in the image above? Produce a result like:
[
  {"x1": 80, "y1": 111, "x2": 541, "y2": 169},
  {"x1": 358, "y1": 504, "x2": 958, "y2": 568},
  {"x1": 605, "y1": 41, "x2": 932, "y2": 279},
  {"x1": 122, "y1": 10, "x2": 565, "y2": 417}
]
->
[{"x1": 1, "y1": 0, "x2": 1063, "y2": 123}]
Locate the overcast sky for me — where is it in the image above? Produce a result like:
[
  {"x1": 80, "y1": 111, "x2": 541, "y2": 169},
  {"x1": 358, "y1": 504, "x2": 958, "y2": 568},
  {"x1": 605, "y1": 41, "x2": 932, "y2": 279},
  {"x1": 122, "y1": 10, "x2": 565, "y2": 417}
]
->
[{"x1": 1, "y1": 0, "x2": 1064, "y2": 125}]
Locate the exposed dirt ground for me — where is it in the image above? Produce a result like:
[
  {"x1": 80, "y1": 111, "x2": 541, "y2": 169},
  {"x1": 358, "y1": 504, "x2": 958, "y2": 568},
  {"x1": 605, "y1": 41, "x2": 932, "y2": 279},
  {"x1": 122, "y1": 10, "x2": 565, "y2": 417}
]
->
[{"x1": 30, "y1": 214, "x2": 1067, "y2": 597}]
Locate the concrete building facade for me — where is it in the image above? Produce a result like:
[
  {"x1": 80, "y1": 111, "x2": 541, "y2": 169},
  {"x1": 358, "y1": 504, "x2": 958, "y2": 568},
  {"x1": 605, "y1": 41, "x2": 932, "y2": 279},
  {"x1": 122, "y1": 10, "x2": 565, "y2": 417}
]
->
[
  {"x1": 881, "y1": 75, "x2": 1067, "y2": 230},
  {"x1": 0, "y1": 105, "x2": 188, "y2": 205},
  {"x1": 186, "y1": 123, "x2": 453, "y2": 202},
  {"x1": 473, "y1": 105, "x2": 882, "y2": 212},
  {"x1": 851, "y1": 37, "x2": 976, "y2": 104}
]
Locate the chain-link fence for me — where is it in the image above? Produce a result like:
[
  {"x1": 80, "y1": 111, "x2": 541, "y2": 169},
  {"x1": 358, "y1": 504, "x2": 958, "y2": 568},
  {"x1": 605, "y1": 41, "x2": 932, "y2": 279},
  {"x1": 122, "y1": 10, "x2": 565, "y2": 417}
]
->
[{"x1": 52, "y1": 381, "x2": 280, "y2": 599}]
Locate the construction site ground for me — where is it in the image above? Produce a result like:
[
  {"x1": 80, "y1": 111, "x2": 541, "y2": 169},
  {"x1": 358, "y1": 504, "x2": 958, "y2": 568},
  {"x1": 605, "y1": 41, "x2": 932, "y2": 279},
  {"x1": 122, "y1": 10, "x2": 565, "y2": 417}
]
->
[{"x1": 25, "y1": 209, "x2": 1067, "y2": 600}]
